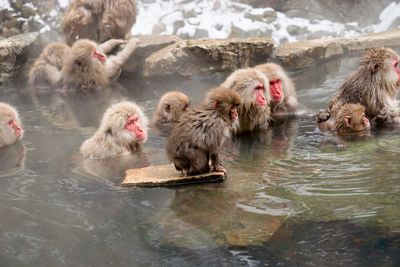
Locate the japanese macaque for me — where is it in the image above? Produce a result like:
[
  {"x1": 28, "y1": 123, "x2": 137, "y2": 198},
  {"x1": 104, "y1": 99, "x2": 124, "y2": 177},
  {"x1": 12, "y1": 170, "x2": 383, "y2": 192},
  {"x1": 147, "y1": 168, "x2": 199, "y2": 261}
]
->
[
  {"x1": 62, "y1": 38, "x2": 139, "y2": 92},
  {"x1": 152, "y1": 91, "x2": 190, "y2": 125},
  {"x1": 254, "y1": 63, "x2": 298, "y2": 116},
  {"x1": 317, "y1": 47, "x2": 400, "y2": 125},
  {"x1": 317, "y1": 103, "x2": 370, "y2": 134},
  {"x1": 28, "y1": 42, "x2": 71, "y2": 86},
  {"x1": 80, "y1": 101, "x2": 148, "y2": 159},
  {"x1": 166, "y1": 87, "x2": 241, "y2": 176},
  {"x1": 0, "y1": 103, "x2": 24, "y2": 148},
  {"x1": 61, "y1": 0, "x2": 137, "y2": 45},
  {"x1": 221, "y1": 68, "x2": 271, "y2": 132}
]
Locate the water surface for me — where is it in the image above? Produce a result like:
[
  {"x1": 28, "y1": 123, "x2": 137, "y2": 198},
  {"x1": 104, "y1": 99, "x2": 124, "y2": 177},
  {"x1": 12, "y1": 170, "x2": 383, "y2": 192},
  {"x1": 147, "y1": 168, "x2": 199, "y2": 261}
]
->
[{"x1": 0, "y1": 56, "x2": 399, "y2": 266}]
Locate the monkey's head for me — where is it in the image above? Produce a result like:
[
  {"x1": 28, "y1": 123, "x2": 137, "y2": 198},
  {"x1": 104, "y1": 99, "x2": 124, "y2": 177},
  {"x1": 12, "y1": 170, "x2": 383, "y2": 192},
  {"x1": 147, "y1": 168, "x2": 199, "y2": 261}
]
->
[
  {"x1": 61, "y1": 5, "x2": 96, "y2": 45},
  {"x1": 0, "y1": 103, "x2": 24, "y2": 148},
  {"x1": 256, "y1": 63, "x2": 287, "y2": 105},
  {"x1": 100, "y1": 101, "x2": 148, "y2": 145},
  {"x1": 222, "y1": 68, "x2": 270, "y2": 111},
  {"x1": 71, "y1": 39, "x2": 107, "y2": 63},
  {"x1": 335, "y1": 103, "x2": 370, "y2": 133},
  {"x1": 154, "y1": 91, "x2": 190, "y2": 124},
  {"x1": 362, "y1": 47, "x2": 400, "y2": 89},
  {"x1": 205, "y1": 87, "x2": 241, "y2": 124}
]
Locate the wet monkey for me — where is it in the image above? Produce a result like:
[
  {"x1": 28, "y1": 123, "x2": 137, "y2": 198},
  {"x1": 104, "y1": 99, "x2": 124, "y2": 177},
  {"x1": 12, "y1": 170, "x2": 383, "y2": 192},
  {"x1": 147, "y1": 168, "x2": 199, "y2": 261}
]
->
[
  {"x1": 152, "y1": 91, "x2": 190, "y2": 125},
  {"x1": 317, "y1": 47, "x2": 400, "y2": 125},
  {"x1": 166, "y1": 87, "x2": 241, "y2": 175},
  {"x1": 61, "y1": 0, "x2": 137, "y2": 45},
  {"x1": 80, "y1": 101, "x2": 148, "y2": 159},
  {"x1": 255, "y1": 63, "x2": 298, "y2": 116},
  {"x1": 62, "y1": 38, "x2": 139, "y2": 92},
  {"x1": 221, "y1": 68, "x2": 271, "y2": 132},
  {"x1": 317, "y1": 103, "x2": 370, "y2": 134},
  {"x1": 28, "y1": 42, "x2": 71, "y2": 86},
  {"x1": 0, "y1": 103, "x2": 24, "y2": 148}
]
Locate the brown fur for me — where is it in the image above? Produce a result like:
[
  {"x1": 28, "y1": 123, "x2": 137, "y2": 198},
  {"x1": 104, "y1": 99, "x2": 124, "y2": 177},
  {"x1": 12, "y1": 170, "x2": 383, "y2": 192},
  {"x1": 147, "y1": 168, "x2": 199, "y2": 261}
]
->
[
  {"x1": 61, "y1": 38, "x2": 139, "y2": 92},
  {"x1": 28, "y1": 42, "x2": 71, "y2": 86},
  {"x1": 152, "y1": 91, "x2": 190, "y2": 125},
  {"x1": 318, "y1": 103, "x2": 370, "y2": 133},
  {"x1": 0, "y1": 103, "x2": 23, "y2": 148},
  {"x1": 80, "y1": 101, "x2": 148, "y2": 159},
  {"x1": 61, "y1": 0, "x2": 137, "y2": 45},
  {"x1": 254, "y1": 63, "x2": 298, "y2": 115},
  {"x1": 221, "y1": 68, "x2": 271, "y2": 131},
  {"x1": 319, "y1": 47, "x2": 400, "y2": 124},
  {"x1": 166, "y1": 87, "x2": 241, "y2": 175}
]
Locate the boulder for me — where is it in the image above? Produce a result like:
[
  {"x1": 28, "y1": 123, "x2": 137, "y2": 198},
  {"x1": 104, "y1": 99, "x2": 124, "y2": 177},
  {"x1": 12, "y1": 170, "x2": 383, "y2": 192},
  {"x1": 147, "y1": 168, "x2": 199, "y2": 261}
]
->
[
  {"x1": 0, "y1": 32, "x2": 39, "y2": 85},
  {"x1": 122, "y1": 35, "x2": 181, "y2": 74},
  {"x1": 143, "y1": 37, "x2": 275, "y2": 77},
  {"x1": 275, "y1": 29, "x2": 400, "y2": 70}
]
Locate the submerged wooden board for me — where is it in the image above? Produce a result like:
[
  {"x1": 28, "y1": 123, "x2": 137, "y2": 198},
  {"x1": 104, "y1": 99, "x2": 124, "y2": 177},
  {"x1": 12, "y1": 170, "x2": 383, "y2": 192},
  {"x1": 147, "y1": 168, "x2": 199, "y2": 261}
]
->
[{"x1": 122, "y1": 164, "x2": 226, "y2": 187}]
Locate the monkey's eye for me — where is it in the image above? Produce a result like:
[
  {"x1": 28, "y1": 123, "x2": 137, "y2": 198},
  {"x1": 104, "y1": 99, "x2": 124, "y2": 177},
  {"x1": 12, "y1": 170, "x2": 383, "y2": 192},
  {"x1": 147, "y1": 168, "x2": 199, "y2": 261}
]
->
[{"x1": 255, "y1": 84, "x2": 264, "y2": 90}]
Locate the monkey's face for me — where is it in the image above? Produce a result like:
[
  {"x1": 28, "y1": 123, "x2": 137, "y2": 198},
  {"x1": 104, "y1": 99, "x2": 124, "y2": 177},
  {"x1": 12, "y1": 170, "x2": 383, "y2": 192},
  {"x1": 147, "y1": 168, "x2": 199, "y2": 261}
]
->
[
  {"x1": 0, "y1": 114, "x2": 23, "y2": 147},
  {"x1": 344, "y1": 112, "x2": 370, "y2": 132},
  {"x1": 391, "y1": 59, "x2": 400, "y2": 87},
  {"x1": 125, "y1": 114, "x2": 147, "y2": 142},
  {"x1": 269, "y1": 79, "x2": 283, "y2": 104},
  {"x1": 92, "y1": 49, "x2": 107, "y2": 63},
  {"x1": 253, "y1": 82, "x2": 267, "y2": 109}
]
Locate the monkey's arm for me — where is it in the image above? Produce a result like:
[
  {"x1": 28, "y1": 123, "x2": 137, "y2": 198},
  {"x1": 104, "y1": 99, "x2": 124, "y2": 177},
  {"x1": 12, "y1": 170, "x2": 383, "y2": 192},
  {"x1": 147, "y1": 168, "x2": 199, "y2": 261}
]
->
[
  {"x1": 372, "y1": 106, "x2": 400, "y2": 125},
  {"x1": 105, "y1": 38, "x2": 139, "y2": 79},
  {"x1": 97, "y1": 39, "x2": 127, "y2": 54}
]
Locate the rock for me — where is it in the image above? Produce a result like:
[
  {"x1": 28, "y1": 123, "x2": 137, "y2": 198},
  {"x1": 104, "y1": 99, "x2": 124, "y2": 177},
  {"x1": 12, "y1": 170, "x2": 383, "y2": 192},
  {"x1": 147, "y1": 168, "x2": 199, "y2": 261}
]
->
[
  {"x1": 151, "y1": 22, "x2": 166, "y2": 35},
  {"x1": 287, "y1": 25, "x2": 307, "y2": 36},
  {"x1": 193, "y1": 28, "x2": 208, "y2": 39},
  {"x1": 143, "y1": 37, "x2": 275, "y2": 77},
  {"x1": 274, "y1": 29, "x2": 400, "y2": 70},
  {"x1": 122, "y1": 35, "x2": 182, "y2": 74},
  {"x1": 21, "y1": 5, "x2": 36, "y2": 18},
  {"x1": 10, "y1": 0, "x2": 24, "y2": 11},
  {"x1": 0, "y1": 32, "x2": 39, "y2": 85},
  {"x1": 173, "y1": 20, "x2": 185, "y2": 34}
]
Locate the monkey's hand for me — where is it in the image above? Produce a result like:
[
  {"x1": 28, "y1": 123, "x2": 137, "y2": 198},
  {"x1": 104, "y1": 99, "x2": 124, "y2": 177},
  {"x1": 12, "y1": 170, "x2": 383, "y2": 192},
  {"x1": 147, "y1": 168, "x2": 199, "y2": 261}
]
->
[
  {"x1": 316, "y1": 110, "x2": 330, "y2": 122},
  {"x1": 373, "y1": 106, "x2": 393, "y2": 125},
  {"x1": 213, "y1": 164, "x2": 227, "y2": 175}
]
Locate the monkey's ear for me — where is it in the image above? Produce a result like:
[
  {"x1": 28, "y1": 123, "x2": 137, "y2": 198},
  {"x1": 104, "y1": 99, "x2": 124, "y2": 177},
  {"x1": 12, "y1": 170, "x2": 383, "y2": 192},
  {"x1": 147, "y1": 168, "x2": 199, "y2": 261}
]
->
[
  {"x1": 344, "y1": 116, "x2": 351, "y2": 127},
  {"x1": 164, "y1": 104, "x2": 171, "y2": 112},
  {"x1": 370, "y1": 63, "x2": 380, "y2": 73},
  {"x1": 214, "y1": 100, "x2": 220, "y2": 109}
]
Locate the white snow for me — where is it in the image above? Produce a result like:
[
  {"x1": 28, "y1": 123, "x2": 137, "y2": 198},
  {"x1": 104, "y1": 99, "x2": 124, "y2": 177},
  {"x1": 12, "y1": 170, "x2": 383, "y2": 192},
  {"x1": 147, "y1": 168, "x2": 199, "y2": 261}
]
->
[
  {"x1": 369, "y1": 2, "x2": 400, "y2": 32},
  {"x1": 0, "y1": 0, "x2": 10, "y2": 10}
]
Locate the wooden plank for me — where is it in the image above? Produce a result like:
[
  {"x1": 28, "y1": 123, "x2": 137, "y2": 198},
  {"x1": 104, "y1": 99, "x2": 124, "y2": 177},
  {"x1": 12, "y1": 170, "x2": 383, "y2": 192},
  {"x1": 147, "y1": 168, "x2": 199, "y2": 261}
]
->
[{"x1": 122, "y1": 164, "x2": 226, "y2": 187}]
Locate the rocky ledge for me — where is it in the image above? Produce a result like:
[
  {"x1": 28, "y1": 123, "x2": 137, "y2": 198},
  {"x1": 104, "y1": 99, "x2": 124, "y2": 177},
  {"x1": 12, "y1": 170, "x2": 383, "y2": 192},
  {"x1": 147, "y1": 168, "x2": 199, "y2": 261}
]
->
[{"x1": 1, "y1": 29, "x2": 400, "y2": 84}]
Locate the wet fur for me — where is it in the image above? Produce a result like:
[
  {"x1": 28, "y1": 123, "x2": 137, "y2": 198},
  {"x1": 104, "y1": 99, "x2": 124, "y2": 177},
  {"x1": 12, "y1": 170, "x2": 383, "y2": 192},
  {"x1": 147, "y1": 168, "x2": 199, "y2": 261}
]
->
[
  {"x1": 152, "y1": 91, "x2": 190, "y2": 125},
  {"x1": 80, "y1": 101, "x2": 148, "y2": 159},
  {"x1": 0, "y1": 103, "x2": 23, "y2": 148}
]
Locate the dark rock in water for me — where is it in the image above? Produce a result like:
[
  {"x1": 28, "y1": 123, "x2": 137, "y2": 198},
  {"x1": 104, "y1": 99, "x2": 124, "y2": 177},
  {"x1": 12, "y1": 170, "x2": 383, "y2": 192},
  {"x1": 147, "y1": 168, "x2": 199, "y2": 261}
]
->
[
  {"x1": 143, "y1": 37, "x2": 275, "y2": 77},
  {"x1": 0, "y1": 32, "x2": 39, "y2": 85}
]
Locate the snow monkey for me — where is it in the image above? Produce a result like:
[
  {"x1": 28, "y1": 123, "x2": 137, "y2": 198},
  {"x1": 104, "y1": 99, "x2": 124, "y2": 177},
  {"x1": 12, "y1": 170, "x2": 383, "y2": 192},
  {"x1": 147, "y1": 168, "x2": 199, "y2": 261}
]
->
[
  {"x1": 221, "y1": 68, "x2": 270, "y2": 132},
  {"x1": 80, "y1": 101, "x2": 148, "y2": 159},
  {"x1": 317, "y1": 103, "x2": 370, "y2": 134},
  {"x1": 61, "y1": 0, "x2": 137, "y2": 45},
  {"x1": 317, "y1": 47, "x2": 400, "y2": 125},
  {"x1": 254, "y1": 63, "x2": 298, "y2": 116},
  {"x1": 152, "y1": 91, "x2": 190, "y2": 125},
  {"x1": 0, "y1": 103, "x2": 24, "y2": 148},
  {"x1": 28, "y1": 42, "x2": 71, "y2": 86},
  {"x1": 166, "y1": 87, "x2": 241, "y2": 176},
  {"x1": 62, "y1": 38, "x2": 139, "y2": 92}
]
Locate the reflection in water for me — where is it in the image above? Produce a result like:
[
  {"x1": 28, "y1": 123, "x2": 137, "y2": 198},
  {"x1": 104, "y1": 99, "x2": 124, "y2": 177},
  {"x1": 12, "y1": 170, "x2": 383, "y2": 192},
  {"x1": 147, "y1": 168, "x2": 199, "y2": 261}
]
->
[{"x1": 0, "y1": 56, "x2": 400, "y2": 266}]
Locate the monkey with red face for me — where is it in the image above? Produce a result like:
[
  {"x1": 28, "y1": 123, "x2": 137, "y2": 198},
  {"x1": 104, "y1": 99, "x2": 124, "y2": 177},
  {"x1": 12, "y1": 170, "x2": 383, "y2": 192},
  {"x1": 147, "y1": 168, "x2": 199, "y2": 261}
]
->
[
  {"x1": 254, "y1": 63, "x2": 298, "y2": 117},
  {"x1": 80, "y1": 101, "x2": 148, "y2": 159},
  {"x1": 221, "y1": 68, "x2": 271, "y2": 132},
  {"x1": 0, "y1": 103, "x2": 24, "y2": 148}
]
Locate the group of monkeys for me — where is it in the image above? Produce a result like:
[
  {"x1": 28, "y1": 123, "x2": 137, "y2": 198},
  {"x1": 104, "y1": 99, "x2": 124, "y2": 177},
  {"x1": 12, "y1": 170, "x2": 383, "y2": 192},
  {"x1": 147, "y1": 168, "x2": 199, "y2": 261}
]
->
[{"x1": 1, "y1": 0, "x2": 400, "y2": 177}]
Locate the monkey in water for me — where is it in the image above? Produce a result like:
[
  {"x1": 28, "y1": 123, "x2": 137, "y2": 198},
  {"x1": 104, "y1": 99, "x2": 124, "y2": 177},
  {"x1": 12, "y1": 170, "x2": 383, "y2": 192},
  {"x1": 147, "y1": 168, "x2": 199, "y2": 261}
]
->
[
  {"x1": 0, "y1": 103, "x2": 24, "y2": 148},
  {"x1": 62, "y1": 38, "x2": 139, "y2": 92},
  {"x1": 254, "y1": 63, "x2": 298, "y2": 117},
  {"x1": 28, "y1": 42, "x2": 71, "y2": 86},
  {"x1": 221, "y1": 68, "x2": 270, "y2": 132},
  {"x1": 80, "y1": 101, "x2": 148, "y2": 159},
  {"x1": 166, "y1": 87, "x2": 241, "y2": 176},
  {"x1": 317, "y1": 47, "x2": 400, "y2": 125},
  {"x1": 61, "y1": 0, "x2": 137, "y2": 45},
  {"x1": 152, "y1": 91, "x2": 190, "y2": 124},
  {"x1": 317, "y1": 103, "x2": 370, "y2": 134}
]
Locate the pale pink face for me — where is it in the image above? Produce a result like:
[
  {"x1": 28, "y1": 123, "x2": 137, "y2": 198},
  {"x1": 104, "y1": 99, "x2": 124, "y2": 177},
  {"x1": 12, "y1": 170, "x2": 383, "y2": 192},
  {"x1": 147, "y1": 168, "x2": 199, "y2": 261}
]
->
[
  {"x1": 92, "y1": 49, "x2": 107, "y2": 63},
  {"x1": 125, "y1": 114, "x2": 146, "y2": 141},
  {"x1": 254, "y1": 82, "x2": 267, "y2": 107},
  {"x1": 392, "y1": 59, "x2": 400, "y2": 86},
  {"x1": 8, "y1": 119, "x2": 23, "y2": 139}
]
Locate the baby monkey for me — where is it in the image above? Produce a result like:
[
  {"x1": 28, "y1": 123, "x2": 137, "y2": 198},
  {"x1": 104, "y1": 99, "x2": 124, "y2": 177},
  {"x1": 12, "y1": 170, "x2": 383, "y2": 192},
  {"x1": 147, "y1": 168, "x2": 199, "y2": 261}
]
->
[
  {"x1": 318, "y1": 103, "x2": 370, "y2": 134},
  {"x1": 166, "y1": 87, "x2": 241, "y2": 176}
]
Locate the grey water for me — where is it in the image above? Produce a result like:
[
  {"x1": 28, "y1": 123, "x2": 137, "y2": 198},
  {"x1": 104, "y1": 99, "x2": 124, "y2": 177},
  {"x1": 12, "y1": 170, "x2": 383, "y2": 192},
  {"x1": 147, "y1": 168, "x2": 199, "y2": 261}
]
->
[{"x1": 0, "y1": 56, "x2": 400, "y2": 266}]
